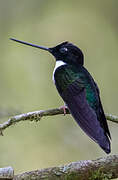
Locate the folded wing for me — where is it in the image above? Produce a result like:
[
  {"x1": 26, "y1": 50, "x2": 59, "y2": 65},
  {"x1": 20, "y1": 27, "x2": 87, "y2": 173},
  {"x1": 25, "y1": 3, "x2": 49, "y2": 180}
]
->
[{"x1": 61, "y1": 80, "x2": 111, "y2": 154}]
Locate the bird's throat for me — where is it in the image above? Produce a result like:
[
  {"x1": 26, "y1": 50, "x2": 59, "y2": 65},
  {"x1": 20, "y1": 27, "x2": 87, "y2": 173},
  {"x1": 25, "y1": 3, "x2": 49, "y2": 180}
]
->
[{"x1": 52, "y1": 60, "x2": 66, "y2": 83}]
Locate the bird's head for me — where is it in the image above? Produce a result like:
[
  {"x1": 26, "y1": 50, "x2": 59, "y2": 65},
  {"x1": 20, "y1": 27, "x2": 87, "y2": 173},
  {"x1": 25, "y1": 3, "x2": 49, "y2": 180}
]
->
[{"x1": 49, "y1": 41, "x2": 84, "y2": 65}]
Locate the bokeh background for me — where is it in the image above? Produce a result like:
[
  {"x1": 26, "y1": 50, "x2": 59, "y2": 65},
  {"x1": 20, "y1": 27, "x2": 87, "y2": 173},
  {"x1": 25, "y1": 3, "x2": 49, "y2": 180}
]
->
[{"x1": 0, "y1": 0, "x2": 118, "y2": 174}]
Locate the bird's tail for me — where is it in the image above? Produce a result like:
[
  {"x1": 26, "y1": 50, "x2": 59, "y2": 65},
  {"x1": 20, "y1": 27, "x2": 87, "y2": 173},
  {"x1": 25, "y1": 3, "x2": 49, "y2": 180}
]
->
[{"x1": 99, "y1": 135, "x2": 111, "y2": 154}]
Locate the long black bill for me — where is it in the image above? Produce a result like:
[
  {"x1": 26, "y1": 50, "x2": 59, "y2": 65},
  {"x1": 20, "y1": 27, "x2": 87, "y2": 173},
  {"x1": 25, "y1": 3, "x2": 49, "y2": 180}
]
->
[{"x1": 10, "y1": 38, "x2": 49, "y2": 51}]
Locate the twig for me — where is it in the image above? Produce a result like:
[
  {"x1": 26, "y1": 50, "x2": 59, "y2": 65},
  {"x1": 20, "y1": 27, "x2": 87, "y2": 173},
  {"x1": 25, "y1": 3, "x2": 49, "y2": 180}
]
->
[
  {"x1": 106, "y1": 113, "x2": 118, "y2": 123},
  {"x1": 0, "y1": 107, "x2": 118, "y2": 135},
  {"x1": 13, "y1": 155, "x2": 118, "y2": 179}
]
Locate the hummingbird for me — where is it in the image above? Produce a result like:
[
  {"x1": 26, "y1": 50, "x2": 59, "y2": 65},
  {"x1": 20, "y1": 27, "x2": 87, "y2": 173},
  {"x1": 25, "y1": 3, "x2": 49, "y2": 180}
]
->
[{"x1": 10, "y1": 38, "x2": 111, "y2": 154}]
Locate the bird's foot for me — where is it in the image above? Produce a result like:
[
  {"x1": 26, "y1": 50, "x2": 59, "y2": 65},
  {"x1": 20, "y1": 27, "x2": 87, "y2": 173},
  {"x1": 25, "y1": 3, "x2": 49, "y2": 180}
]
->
[{"x1": 59, "y1": 105, "x2": 68, "y2": 115}]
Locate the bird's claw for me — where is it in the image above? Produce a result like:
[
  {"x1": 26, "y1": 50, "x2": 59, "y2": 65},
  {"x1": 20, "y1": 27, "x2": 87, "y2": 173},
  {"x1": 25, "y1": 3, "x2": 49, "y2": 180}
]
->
[{"x1": 59, "y1": 105, "x2": 68, "y2": 116}]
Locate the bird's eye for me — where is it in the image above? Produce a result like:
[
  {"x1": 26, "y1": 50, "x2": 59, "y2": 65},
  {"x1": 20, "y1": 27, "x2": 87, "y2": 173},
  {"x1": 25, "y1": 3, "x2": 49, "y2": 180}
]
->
[{"x1": 60, "y1": 47, "x2": 68, "y2": 54}]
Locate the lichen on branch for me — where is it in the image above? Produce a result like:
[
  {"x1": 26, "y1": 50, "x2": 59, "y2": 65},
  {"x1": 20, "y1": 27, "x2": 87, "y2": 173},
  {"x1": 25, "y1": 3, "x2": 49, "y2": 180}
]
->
[
  {"x1": 13, "y1": 155, "x2": 118, "y2": 179},
  {"x1": 0, "y1": 107, "x2": 118, "y2": 135}
]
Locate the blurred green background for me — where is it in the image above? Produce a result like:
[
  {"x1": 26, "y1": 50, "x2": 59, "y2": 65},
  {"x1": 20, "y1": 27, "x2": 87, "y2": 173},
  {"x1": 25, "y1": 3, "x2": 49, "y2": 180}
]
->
[{"x1": 0, "y1": 0, "x2": 118, "y2": 174}]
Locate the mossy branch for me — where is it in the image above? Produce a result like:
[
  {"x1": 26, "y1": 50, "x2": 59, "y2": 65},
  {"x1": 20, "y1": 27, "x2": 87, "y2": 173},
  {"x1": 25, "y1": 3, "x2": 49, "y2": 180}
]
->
[
  {"x1": 5, "y1": 155, "x2": 117, "y2": 179},
  {"x1": 0, "y1": 166, "x2": 14, "y2": 179},
  {"x1": 0, "y1": 107, "x2": 118, "y2": 135}
]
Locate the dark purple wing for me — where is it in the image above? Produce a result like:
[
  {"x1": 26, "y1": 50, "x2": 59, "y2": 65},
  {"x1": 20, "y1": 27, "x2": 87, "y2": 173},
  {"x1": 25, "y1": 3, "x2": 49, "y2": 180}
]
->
[
  {"x1": 94, "y1": 82, "x2": 111, "y2": 139},
  {"x1": 61, "y1": 81, "x2": 111, "y2": 154}
]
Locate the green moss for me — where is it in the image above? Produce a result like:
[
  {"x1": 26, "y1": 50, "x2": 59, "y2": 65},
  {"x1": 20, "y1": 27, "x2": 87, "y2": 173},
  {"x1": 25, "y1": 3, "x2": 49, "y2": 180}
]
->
[
  {"x1": 64, "y1": 172, "x2": 81, "y2": 180},
  {"x1": 89, "y1": 168, "x2": 112, "y2": 180}
]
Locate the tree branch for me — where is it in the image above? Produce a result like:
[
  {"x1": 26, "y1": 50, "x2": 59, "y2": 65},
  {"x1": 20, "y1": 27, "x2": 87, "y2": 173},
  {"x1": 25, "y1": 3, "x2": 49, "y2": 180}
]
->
[
  {"x1": 0, "y1": 166, "x2": 14, "y2": 179},
  {"x1": 12, "y1": 155, "x2": 118, "y2": 179},
  {"x1": 0, "y1": 107, "x2": 118, "y2": 135}
]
